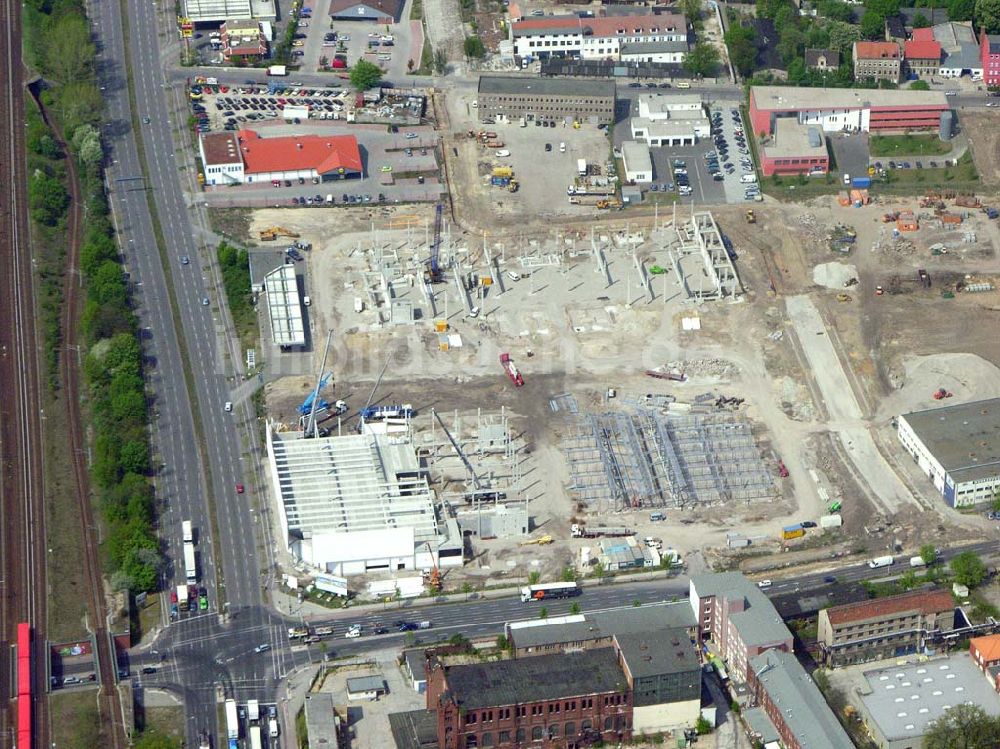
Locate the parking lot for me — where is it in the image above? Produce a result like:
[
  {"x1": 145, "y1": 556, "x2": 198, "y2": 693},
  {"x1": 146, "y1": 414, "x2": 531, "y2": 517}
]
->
[
  {"x1": 296, "y1": 0, "x2": 419, "y2": 82},
  {"x1": 612, "y1": 95, "x2": 759, "y2": 205},
  {"x1": 190, "y1": 84, "x2": 445, "y2": 206}
]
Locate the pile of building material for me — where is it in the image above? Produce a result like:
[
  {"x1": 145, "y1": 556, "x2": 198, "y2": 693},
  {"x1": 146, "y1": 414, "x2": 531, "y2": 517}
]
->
[{"x1": 812, "y1": 262, "x2": 858, "y2": 290}]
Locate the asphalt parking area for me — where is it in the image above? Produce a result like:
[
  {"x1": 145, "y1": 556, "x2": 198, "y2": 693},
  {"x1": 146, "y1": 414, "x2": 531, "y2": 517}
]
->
[
  {"x1": 646, "y1": 142, "x2": 726, "y2": 205},
  {"x1": 708, "y1": 106, "x2": 760, "y2": 203},
  {"x1": 830, "y1": 132, "x2": 870, "y2": 181}
]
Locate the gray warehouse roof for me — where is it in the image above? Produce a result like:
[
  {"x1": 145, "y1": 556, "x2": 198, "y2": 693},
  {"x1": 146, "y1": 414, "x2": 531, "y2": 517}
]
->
[
  {"x1": 478, "y1": 75, "x2": 616, "y2": 99},
  {"x1": 509, "y1": 601, "x2": 696, "y2": 650},
  {"x1": 388, "y1": 709, "x2": 439, "y2": 749},
  {"x1": 616, "y1": 630, "x2": 699, "y2": 679},
  {"x1": 859, "y1": 655, "x2": 1000, "y2": 742},
  {"x1": 347, "y1": 675, "x2": 387, "y2": 693},
  {"x1": 621, "y1": 40, "x2": 690, "y2": 55},
  {"x1": 901, "y1": 398, "x2": 1000, "y2": 483},
  {"x1": 750, "y1": 650, "x2": 853, "y2": 749},
  {"x1": 443, "y1": 648, "x2": 626, "y2": 709},
  {"x1": 304, "y1": 693, "x2": 341, "y2": 749}
]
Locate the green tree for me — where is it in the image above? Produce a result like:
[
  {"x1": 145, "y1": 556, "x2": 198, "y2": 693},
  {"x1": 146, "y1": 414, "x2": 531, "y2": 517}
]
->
[
  {"x1": 911, "y1": 11, "x2": 930, "y2": 26},
  {"x1": 349, "y1": 59, "x2": 383, "y2": 90},
  {"x1": 119, "y1": 440, "x2": 150, "y2": 475},
  {"x1": 924, "y1": 704, "x2": 1000, "y2": 749},
  {"x1": 977, "y1": 0, "x2": 1000, "y2": 32},
  {"x1": 569, "y1": 602, "x2": 581, "y2": 615},
  {"x1": 539, "y1": 606, "x2": 548, "y2": 619},
  {"x1": 920, "y1": 544, "x2": 938, "y2": 565},
  {"x1": 866, "y1": 0, "x2": 900, "y2": 16},
  {"x1": 910, "y1": 79, "x2": 931, "y2": 90},
  {"x1": 860, "y1": 10, "x2": 887, "y2": 40},
  {"x1": 464, "y1": 36, "x2": 486, "y2": 59},
  {"x1": 496, "y1": 634, "x2": 509, "y2": 650},
  {"x1": 680, "y1": 0, "x2": 702, "y2": 24},
  {"x1": 71, "y1": 124, "x2": 104, "y2": 171},
  {"x1": 462, "y1": 581, "x2": 473, "y2": 600},
  {"x1": 695, "y1": 716, "x2": 713, "y2": 735},
  {"x1": 561, "y1": 567, "x2": 577, "y2": 583},
  {"x1": 28, "y1": 171, "x2": 69, "y2": 226},
  {"x1": 787, "y1": 57, "x2": 807, "y2": 83},
  {"x1": 433, "y1": 47, "x2": 448, "y2": 74},
  {"x1": 827, "y1": 21, "x2": 861, "y2": 52},
  {"x1": 991, "y1": 490, "x2": 1000, "y2": 513},
  {"x1": 593, "y1": 560, "x2": 606, "y2": 580},
  {"x1": 777, "y1": 24, "x2": 805, "y2": 66},
  {"x1": 949, "y1": 0, "x2": 975, "y2": 21},
  {"x1": 725, "y1": 24, "x2": 758, "y2": 78},
  {"x1": 819, "y1": 0, "x2": 854, "y2": 21},
  {"x1": 683, "y1": 42, "x2": 721, "y2": 77},
  {"x1": 951, "y1": 551, "x2": 988, "y2": 588},
  {"x1": 528, "y1": 569, "x2": 541, "y2": 585},
  {"x1": 43, "y1": 13, "x2": 95, "y2": 85}
]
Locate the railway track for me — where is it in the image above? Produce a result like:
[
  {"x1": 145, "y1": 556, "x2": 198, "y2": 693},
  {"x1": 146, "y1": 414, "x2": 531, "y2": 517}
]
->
[{"x1": 0, "y1": 1, "x2": 50, "y2": 747}]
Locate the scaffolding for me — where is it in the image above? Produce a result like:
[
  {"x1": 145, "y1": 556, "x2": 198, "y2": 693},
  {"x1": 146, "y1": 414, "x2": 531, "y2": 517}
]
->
[{"x1": 563, "y1": 407, "x2": 775, "y2": 512}]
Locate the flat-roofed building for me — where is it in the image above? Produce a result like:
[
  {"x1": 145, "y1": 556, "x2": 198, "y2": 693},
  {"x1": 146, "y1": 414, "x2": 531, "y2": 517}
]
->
[
  {"x1": 266, "y1": 427, "x2": 463, "y2": 575},
  {"x1": 182, "y1": 0, "x2": 252, "y2": 23},
  {"x1": 817, "y1": 588, "x2": 955, "y2": 666},
  {"x1": 511, "y1": 12, "x2": 687, "y2": 62},
  {"x1": 263, "y1": 264, "x2": 305, "y2": 348},
  {"x1": 199, "y1": 132, "x2": 245, "y2": 186},
  {"x1": 629, "y1": 94, "x2": 709, "y2": 147},
  {"x1": 749, "y1": 85, "x2": 949, "y2": 136},
  {"x1": 897, "y1": 398, "x2": 1000, "y2": 507},
  {"x1": 854, "y1": 654, "x2": 1000, "y2": 749},
  {"x1": 759, "y1": 119, "x2": 828, "y2": 177},
  {"x1": 220, "y1": 18, "x2": 268, "y2": 60},
  {"x1": 621, "y1": 141, "x2": 653, "y2": 183},
  {"x1": 476, "y1": 76, "x2": 616, "y2": 124}
]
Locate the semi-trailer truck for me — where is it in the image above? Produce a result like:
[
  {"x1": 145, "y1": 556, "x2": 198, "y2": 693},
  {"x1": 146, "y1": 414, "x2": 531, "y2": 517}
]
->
[
  {"x1": 182, "y1": 520, "x2": 193, "y2": 543},
  {"x1": 225, "y1": 699, "x2": 239, "y2": 740},
  {"x1": 184, "y1": 542, "x2": 197, "y2": 582}
]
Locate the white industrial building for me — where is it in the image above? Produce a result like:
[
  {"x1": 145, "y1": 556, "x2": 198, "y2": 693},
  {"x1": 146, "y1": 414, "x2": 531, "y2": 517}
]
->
[
  {"x1": 621, "y1": 140, "x2": 653, "y2": 183},
  {"x1": 263, "y1": 265, "x2": 305, "y2": 348},
  {"x1": 897, "y1": 398, "x2": 1000, "y2": 508},
  {"x1": 630, "y1": 94, "x2": 710, "y2": 147},
  {"x1": 266, "y1": 426, "x2": 464, "y2": 575}
]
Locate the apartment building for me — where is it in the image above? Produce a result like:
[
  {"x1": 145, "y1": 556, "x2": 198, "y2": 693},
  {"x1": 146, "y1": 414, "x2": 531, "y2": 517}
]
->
[
  {"x1": 853, "y1": 41, "x2": 902, "y2": 83},
  {"x1": 511, "y1": 12, "x2": 687, "y2": 62},
  {"x1": 904, "y1": 39, "x2": 943, "y2": 78},
  {"x1": 817, "y1": 589, "x2": 956, "y2": 666},
  {"x1": 981, "y1": 30, "x2": 1000, "y2": 85},
  {"x1": 747, "y1": 650, "x2": 854, "y2": 749},
  {"x1": 688, "y1": 572, "x2": 793, "y2": 683}
]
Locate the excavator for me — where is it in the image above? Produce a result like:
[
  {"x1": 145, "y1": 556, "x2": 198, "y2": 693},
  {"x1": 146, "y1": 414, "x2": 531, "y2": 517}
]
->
[
  {"x1": 423, "y1": 541, "x2": 442, "y2": 592},
  {"x1": 258, "y1": 226, "x2": 300, "y2": 241}
]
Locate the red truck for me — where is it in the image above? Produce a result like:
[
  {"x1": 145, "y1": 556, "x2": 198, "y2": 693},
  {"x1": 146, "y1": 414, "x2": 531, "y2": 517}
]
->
[{"x1": 500, "y1": 353, "x2": 524, "y2": 387}]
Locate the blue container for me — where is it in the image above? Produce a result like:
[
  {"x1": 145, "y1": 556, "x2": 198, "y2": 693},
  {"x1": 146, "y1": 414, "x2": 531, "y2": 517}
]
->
[{"x1": 851, "y1": 177, "x2": 872, "y2": 189}]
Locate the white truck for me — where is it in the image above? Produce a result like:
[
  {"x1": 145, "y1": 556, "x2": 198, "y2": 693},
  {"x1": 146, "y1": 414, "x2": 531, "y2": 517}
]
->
[
  {"x1": 249, "y1": 725, "x2": 263, "y2": 749},
  {"x1": 868, "y1": 555, "x2": 894, "y2": 569},
  {"x1": 909, "y1": 556, "x2": 927, "y2": 567},
  {"x1": 225, "y1": 699, "x2": 239, "y2": 740},
  {"x1": 577, "y1": 158, "x2": 587, "y2": 176},
  {"x1": 184, "y1": 542, "x2": 197, "y2": 582},
  {"x1": 247, "y1": 699, "x2": 260, "y2": 723},
  {"x1": 267, "y1": 65, "x2": 287, "y2": 76},
  {"x1": 182, "y1": 520, "x2": 193, "y2": 544},
  {"x1": 269, "y1": 717, "x2": 279, "y2": 739}
]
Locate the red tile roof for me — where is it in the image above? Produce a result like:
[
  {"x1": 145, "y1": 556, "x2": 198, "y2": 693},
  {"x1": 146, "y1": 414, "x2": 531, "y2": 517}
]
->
[
  {"x1": 512, "y1": 13, "x2": 685, "y2": 37},
  {"x1": 825, "y1": 589, "x2": 954, "y2": 626},
  {"x1": 971, "y1": 634, "x2": 1000, "y2": 664},
  {"x1": 911, "y1": 27, "x2": 934, "y2": 42},
  {"x1": 854, "y1": 41, "x2": 901, "y2": 60},
  {"x1": 905, "y1": 40, "x2": 942, "y2": 60},
  {"x1": 237, "y1": 130, "x2": 362, "y2": 175}
]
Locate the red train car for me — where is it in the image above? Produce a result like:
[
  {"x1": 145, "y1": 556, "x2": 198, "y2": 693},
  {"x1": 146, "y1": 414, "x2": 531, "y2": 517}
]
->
[{"x1": 17, "y1": 622, "x2": 31, "y2": 749}]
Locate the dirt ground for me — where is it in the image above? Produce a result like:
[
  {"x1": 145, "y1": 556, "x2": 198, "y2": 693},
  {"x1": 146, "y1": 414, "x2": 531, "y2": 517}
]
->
[
  {"x1": 962, "y1": 111, "x2": 1000, "y2": 185},
  {"x1": 245, "y1": 190, "x2": 1000, "y2": 583}
]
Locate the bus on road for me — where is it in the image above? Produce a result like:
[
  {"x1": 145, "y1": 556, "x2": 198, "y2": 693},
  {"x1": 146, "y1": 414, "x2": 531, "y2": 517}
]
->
[{"x1": 519, "y1": 582, "x2": 580, "y2": 602}]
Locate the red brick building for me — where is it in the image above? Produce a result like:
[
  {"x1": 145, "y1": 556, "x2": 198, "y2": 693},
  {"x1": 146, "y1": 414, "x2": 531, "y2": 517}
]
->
[
  {"x1": 981, "y1": 30, "x2": 1000, "y2": 86},
  {"x1": 970, "y1": 633, "x2": 1000, "y2": 691},
  {"x1": 426, "y1": 648, "x2": 632, "y2": 749}
]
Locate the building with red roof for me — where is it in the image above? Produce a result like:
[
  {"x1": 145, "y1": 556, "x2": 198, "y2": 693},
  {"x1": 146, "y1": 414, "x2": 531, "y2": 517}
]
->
[
  {"x1": 981, "y1": 29, "x2": 1000, "y2": 85},
  {"x1": 220, "y1": 19, "x2": 268, "y2": 61},
  {"x1": 817, "y1": 589, "x2": 955, "y2": 666},
  {"x1": 199, "y1": 130, "x2": 362, "y2": 186},
  {"x1": 511, "y1": 11, "x2": 687, "y2": 62},
  {"x1": 905, "y1": 39, "x2": 943, "y2": 78},
  {"x1": 853, "y1": 41, "x2": 901, "y2": 83},
  {"x1": 970, "y1": 633, "x2": 1000, "y2": 691}
]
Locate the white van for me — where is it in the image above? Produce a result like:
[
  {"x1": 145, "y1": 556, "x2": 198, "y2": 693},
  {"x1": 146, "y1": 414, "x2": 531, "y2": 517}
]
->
[
  {"x1": 559, "y1": 142, "x2": 566, "y2": 153},
  {"x1": 224, "y1": 401, "x2": 233, "y2": 412},
  {"x1": 740, "y1": 174, "x2": 757, "y2": 184},
  {"x1": 507, "y1": 270, "x2": 521, "y2": 281},
  {"x1": 676, "y1": 81, "x2": 691, "y2": 89}
]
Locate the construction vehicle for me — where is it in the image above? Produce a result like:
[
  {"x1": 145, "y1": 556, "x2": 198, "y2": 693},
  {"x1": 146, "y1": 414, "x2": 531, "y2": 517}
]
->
[
  {"x1": 875, "y1": 285, "x2": 884, "y2": 296},
  {"x1": 571, "y1": 524, "x2": 632, "y2": 539},
  {"x1": 500, "y1": 353, "x2": 524, "y2": 387},
  {"x1": 918, "y1": 269, "x2": 931, "y2": 288},
  {"x1": 423, "y1": 541, "x2": 441, "y2": 592},
  {"x1": 491, "y1": 166, "x2": 514, "y2": 179},
  {"x1": 427, "y1": 203, "x2": 444, "y2": 282},
  {"x1": 649, "y1": 265, "x2": 667, "y2": 275},
  {"x1": 645, "y1": 369, "x2": 686, "y2": 382},
  {"x1": 519, "y1": 535, "x2": 553, "y2": 546},
  {"x1": 933, "y1": 388, "x2": 953, "y2": 400},
  {"x1": 745, "y1": 209, "x2": 756, "y2": 224},
  {"x1": 507, "y1": 179, "x2": 519, "y2": 193},
  {"x1": 829, "y1": 500, "x2": 842, "y2": 513},
  {"x1": 983, "y1": 206, "x2": 999, "y2": 219},
  {"x1": 259, "y1": 226, "x2": 301, "y2": 241},
  {"x1": 836, "y1": 294, "x2": 852, "y2": 302}
]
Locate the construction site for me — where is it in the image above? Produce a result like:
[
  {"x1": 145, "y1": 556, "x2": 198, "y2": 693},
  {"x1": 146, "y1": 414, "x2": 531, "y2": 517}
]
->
[{"x1": 240, "y1": 182, "x2": 1000, "y2": 591}]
